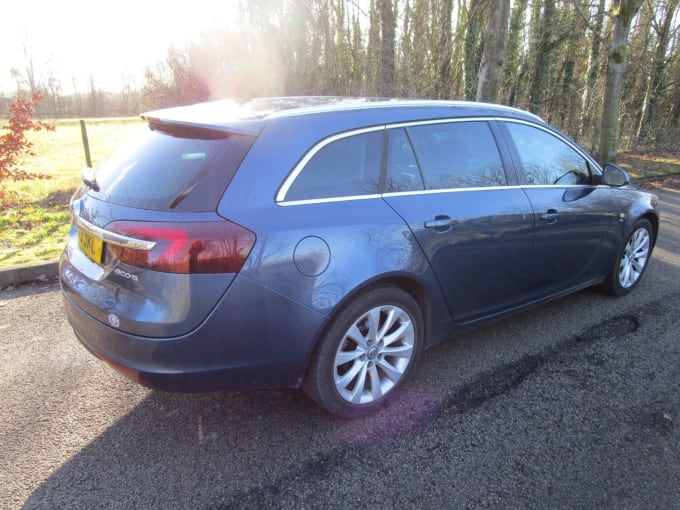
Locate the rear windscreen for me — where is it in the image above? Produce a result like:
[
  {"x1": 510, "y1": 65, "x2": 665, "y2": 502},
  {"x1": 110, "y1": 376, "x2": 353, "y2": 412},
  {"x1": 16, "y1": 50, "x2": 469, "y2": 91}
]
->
[{"x1": 90, "y1": 124, "x2": 254, "y2": 211}]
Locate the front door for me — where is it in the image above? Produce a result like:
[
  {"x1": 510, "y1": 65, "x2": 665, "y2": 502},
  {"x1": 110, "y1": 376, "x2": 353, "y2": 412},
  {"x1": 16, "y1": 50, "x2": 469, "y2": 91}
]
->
[{"x1": 501, "y1": 121, "x2": 618, "y2": 295}]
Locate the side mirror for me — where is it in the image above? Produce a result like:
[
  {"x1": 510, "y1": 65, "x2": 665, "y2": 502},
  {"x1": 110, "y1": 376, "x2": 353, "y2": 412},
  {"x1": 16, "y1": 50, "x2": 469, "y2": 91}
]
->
[{"x1": 602, "y1": 163, "x2": 630, "y2": 187}]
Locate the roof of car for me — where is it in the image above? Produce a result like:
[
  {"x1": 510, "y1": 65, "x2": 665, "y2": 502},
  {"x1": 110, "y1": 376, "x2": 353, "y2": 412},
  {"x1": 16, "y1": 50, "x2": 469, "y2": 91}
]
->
[{"x1": 141, "y1": 97, "x2": 544, "y2": 137}]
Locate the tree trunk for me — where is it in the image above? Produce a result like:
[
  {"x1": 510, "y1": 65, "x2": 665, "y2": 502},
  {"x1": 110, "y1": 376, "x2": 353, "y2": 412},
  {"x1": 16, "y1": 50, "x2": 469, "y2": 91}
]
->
[
  {"x1": 379, "y1": 0, "x2": 396, "y2": 97},
  {"x1": 463, "y1": 0, "x2": 485, "y2": 100},
  {"x1": 636, "y1": 0, "x2": 679, "y2": 145},
  {"x1": 527, "y1": 0, "x2": 555, "y2": 114},
  {"x1": 671, "y1": 29, "x2": 680, "y2": 132},
  {"x1": 435, "y1": 0, "x2": 454, "y2": 99},
  {"x1": 597, "y1": 0, "x2": 643, "y2": 164},
  {"x1": 365, "y1": 0, "x2": 381, "y2": 95},
  {"x1": 559, "y1": 39, "x2": 576, "y2": 129},
  {"x1": 578, "y1": 0, "x2": 605, "y2": 148},
  {"x1": 672, "y1": 77, "x2": 680, "y2": 129},
  {"x1": 409, "y1": 0, "x2": 432, "y2": 97},
  {"x1": 476, "y1": 0, "x2": 511, "y2": 103},
  {"x1": 501, "y1": 0, "x2": 530, "y2": 106},
  {"x1": 450, "y1": 0, "x2": 468, "y2": 98}
]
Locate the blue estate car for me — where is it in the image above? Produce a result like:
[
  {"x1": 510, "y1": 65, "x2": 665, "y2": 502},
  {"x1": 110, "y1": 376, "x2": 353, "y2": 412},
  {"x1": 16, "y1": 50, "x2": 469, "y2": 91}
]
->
[{"x1": 60, "y1": 97, "x2": 659, "y2": 417}]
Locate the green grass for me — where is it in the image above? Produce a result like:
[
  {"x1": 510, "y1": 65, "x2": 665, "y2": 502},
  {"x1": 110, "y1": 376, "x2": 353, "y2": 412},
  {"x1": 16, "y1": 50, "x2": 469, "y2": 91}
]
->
[
  {"x1": 617, "y1": 150, "x2": 680, "y2": 180},
  {"x1": 1, "y1": 120, "x2": 679, "y2": 269},
  {"x1": 0, "y1": 118, "x2": 144, "y2": 268}
]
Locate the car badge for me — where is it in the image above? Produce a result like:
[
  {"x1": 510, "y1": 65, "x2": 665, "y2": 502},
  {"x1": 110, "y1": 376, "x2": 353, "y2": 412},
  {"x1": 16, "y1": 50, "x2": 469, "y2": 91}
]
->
[{"x1": 108, "y1": 314, "x2": 120, "y2": 328}]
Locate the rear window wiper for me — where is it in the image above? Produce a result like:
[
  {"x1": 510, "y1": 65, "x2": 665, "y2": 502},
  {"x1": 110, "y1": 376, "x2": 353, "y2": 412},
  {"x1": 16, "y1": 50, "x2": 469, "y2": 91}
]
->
[{"x1": 82, "y1": 167, "x2": 100, "y2": 191}]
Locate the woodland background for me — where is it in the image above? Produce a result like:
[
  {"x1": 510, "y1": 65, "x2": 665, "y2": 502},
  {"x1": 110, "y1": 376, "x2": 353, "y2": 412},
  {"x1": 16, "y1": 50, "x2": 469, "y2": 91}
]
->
[{"x1": 2, "y1": 0, "x2": 680, "y2": 163}]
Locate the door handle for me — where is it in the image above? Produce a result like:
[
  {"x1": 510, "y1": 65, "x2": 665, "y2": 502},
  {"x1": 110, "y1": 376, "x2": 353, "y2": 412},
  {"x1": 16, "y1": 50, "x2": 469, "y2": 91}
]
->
[
  {"x1": 540, "y1": 209, "x2": 559, "y2": 224},
  {"x1": 424, "y1": 215, "x2": 456, "y2": 232}
]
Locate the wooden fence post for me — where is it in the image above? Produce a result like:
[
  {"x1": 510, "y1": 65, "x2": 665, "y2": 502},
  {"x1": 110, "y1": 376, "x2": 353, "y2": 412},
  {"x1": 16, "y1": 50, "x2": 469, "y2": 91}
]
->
[{"x1": 80, "y1": 120, "x2": 92, "y2": 168}]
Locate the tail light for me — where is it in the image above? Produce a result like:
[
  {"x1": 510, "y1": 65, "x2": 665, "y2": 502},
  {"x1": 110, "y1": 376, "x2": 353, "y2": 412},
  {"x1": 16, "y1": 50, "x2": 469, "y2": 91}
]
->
[{"x1": 106, "y1": 220, "x2": 256, "y2": 274}]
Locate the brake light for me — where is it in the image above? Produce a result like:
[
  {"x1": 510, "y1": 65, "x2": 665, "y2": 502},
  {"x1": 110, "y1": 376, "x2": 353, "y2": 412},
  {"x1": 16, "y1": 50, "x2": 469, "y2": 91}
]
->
[{"x1": 106, "y1": 220, "x2": 256, "y2": 274}]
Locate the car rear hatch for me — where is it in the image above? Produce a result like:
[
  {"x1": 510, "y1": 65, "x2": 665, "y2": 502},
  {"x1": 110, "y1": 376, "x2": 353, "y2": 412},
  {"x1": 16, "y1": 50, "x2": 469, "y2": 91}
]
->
[{"x1": 60, "y1": 117, "x2": 258, "y2": 337}]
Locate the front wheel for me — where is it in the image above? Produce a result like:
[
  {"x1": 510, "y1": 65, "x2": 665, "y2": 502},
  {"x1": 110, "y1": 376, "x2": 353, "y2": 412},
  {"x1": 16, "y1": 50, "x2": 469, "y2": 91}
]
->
[
  {"x1": 303, "y1": 287, "x2": 424, "y2": 418},
  {"x1": 600, "y1": 219, "x2": 654, "y2": 296}
]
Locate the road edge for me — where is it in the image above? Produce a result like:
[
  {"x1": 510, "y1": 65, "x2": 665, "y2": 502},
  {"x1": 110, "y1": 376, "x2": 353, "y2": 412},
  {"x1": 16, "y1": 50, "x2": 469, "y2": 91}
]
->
[{"x1": 0, "y1": 260, "x2": 59, "y2": 288}]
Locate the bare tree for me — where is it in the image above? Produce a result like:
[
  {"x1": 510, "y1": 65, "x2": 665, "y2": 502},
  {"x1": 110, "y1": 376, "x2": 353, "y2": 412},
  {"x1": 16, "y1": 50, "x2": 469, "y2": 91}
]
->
[
  {"x1": 476, "y1": 0, "x2": 511, "y2": 103},
  {"x1": 501, "y1": 0, "x2": 530, "y2": 106},
  {"x1": 636, "y1": 0, "x2": 680, "y2": 144},
  {"x1": 597, "y1": 0, "x2": 644, "y2": 163},
  {"x1": 463, "y1": 0, "x2": 486, "y2": 100},
  {"x1": 527, "y1": 0, "x2": 556, "y2": 113},
  {"x1": 578, "y1": 0, "x2": 606, "y2": 149},
  {"x1": 379, "y1": 0, "x2": 396, "y2": 96}
]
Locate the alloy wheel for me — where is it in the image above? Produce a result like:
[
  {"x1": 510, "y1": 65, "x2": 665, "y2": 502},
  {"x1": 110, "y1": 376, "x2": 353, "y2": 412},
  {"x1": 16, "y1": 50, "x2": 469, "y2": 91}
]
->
[
  {"x1": 618, "y1": 226, "x2": 650, "y2": 289},
  {"x1": 333, "y1": 305, "x2": 415, "y2": 404}
]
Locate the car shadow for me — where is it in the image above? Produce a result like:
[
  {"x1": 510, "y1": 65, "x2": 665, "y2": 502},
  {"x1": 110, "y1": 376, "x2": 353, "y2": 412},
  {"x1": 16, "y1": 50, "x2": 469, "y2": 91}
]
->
[{"x1": 22, "y1": 373, "x2": 451, "y2": 509}]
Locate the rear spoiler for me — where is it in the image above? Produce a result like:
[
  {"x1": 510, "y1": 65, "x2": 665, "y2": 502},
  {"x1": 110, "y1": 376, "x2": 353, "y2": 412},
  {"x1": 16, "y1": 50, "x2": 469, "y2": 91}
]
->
[{"x1": 141, "y1": 100, "x2": 266, "y2": 137}]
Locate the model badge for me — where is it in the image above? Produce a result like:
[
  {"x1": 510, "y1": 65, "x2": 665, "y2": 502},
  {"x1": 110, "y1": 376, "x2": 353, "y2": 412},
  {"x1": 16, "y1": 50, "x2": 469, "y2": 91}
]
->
[{"x1": 114, "y1": 268, "x2": 139, "y2": 282}]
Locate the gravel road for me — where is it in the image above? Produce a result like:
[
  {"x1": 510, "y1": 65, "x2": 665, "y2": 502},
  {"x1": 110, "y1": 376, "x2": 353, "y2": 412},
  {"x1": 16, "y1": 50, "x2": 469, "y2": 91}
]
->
[{"x1": 1, "y1": 188, "x2": 679, "y2": 509}]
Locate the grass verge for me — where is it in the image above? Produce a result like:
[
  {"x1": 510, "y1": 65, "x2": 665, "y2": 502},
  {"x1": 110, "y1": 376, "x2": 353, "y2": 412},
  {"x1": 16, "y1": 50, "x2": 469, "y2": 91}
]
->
[
  {"x1": 0, "y1": 118, "x2": 143, "y2": 268},
  {"x1": 617, "y1": 149, "x2": 680, "y2": 180}
]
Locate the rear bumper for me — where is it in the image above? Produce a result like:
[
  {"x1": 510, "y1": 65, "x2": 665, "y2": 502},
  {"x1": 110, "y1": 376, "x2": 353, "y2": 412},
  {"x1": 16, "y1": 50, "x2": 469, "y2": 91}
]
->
[{"x1": 61, "y1": 273, "x2": 329, "y2": 392}]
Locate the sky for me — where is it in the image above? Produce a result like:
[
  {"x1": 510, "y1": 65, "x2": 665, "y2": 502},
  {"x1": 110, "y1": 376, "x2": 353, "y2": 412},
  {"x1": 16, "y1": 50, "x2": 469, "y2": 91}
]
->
[{"x1": 0, "y1": 0, "x2": 239, "y2": 95}]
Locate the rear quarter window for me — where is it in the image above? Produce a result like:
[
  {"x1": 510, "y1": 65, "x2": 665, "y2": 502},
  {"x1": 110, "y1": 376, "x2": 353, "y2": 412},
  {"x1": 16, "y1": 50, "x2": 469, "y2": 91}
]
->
[
  {"x1": 90, "y1": 124, "x2": 254, "y2": 211},
  {"x1": 284, "y1": 130, "x2": 383, "y2": 202}
]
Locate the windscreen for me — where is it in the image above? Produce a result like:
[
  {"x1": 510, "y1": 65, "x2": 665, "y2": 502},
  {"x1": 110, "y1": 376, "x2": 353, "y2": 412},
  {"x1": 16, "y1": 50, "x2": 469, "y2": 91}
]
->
[{"x1": 90, "y1": 124, "x2": 254, "y2": 211}]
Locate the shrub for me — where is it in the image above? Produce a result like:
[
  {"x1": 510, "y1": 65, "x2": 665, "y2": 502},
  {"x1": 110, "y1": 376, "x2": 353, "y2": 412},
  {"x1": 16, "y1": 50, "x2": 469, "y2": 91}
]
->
[{"x1": 0, "y1": 91, "x2": 55, "y2": 182}]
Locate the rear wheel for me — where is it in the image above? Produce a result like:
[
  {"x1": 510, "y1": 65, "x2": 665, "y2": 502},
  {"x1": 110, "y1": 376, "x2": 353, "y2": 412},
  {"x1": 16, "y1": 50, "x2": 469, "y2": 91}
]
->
[
  {"x1": 601, "y1": 219, "x2": 654, "y2": 296},
  {"x1": 303, "y1": 287, "x2": 424, "y2": 418}
]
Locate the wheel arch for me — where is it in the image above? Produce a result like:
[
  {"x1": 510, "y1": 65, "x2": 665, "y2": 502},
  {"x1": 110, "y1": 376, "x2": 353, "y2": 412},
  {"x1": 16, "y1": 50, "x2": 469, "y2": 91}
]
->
[
  {"x1": 641, "y1": 212, "x2": 659, "y2": 247},
  {"x1": 302, "y1": 273, "x2": 436, "y2": 382},
  {"x1": 598, "y1": 212, "x2": 657, "y2": 296},
  {"x1": 300, "y1": 274, "x2": 436, "y2": 415},
  {"x1": 366, "y1": 275, "x2": 433, "y2": 343},
  {"x1": 335, "y1": 273, "x2": 433, "y2": 343}
]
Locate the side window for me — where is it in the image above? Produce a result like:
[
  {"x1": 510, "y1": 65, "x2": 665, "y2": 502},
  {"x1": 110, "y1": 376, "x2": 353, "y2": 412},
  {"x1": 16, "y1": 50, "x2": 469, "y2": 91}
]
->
[
  {"x1": 385, "y1": 128, "x2": 424, "y2": 192},
  {"x1": 285, "y1": 131, "x2": 383, "y2": 201},
  {"x1": 505, "y1": 122, "x2": 591, "y2": 186},
  {"x1": 406, "y1": 121, "x2": 506, "y2": 190}
]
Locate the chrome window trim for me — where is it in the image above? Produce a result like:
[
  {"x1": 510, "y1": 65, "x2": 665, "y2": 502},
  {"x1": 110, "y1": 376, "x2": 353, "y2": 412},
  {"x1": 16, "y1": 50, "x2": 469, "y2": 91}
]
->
[
  {"x1": 278, "y1": 194, "x2": 382, "y2": 207},
  {"x1": 276, "y1": 115, "x2": 602, "y2": 206},
  {"x1": 519, "y1": 184, "x2": 607, "y2": 190},
  {"x1": 498, "y1": 118, "x2": 603, "y2": 175},
  {"x1": 277, "y1": 184, "x2": 609, "y2": 206},
  {"x1": 382, "y1": 183, "x2": 604, "y2": 199},
  {"x1": 277, "y1": 117, "x2": 505, "y2": 205},
  {"x1": 383, "y1": 185, "x2": 517, "y2": 198},
  {"x1": 275, "y1": 125, "x2": 386, "y2": 203},
  {"x1": 73, "y1": 215, "x2": 156, "y2": 251}
]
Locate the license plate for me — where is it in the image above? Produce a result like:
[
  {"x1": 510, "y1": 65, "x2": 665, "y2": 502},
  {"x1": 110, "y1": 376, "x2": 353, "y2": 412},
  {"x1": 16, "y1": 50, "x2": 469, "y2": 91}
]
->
[{"x1": 78, "y1": 229, "x2": 104, "y2": 264}]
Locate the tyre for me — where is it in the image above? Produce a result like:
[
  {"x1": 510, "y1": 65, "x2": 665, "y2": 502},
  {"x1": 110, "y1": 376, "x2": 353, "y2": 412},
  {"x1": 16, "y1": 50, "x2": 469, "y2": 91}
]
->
[
  {"x1": 600, "y1": 218, "x2": 654, "y2": 296},
  {"x1": 303, "y1": 287, "x2": 424, "y2": 418}
]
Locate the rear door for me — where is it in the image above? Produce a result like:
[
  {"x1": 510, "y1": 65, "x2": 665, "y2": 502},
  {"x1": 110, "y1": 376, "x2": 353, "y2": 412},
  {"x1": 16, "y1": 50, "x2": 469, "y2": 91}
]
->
[
  {"x1": 382, "y1": 119, "x2": 535, "y2": 322},
  {"x1": 499, "y1": 120, "x2": 619, "y2": 295}
]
